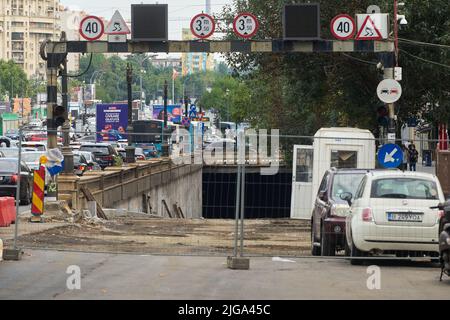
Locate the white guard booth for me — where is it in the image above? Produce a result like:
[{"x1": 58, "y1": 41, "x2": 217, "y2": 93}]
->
[{"x1": 290, "y1": 128, "x2": 376, "y2": 219}]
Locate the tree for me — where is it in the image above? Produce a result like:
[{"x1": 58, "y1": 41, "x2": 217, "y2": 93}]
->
[
  {"x1": 221, "y1": 0, "x2": 450, "y2": 136},
  {"x1": 0, "y1": 60, "x2": 29, "y2": 101}
]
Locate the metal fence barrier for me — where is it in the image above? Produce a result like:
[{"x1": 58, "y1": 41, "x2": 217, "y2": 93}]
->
[{"x1": 0, "y1": 127, "x2": 447, "y2": 263}]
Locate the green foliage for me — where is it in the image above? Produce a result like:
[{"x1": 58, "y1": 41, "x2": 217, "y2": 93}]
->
[
  {"x1": 0, "y1": 60, "x2": 29, "y2": 100},
  {"x1": 221, "y1": 0, "x2": 450, "y2": 136},
  {"x1": 77, "y1": 54, "x2": 228, "y2": 105}
]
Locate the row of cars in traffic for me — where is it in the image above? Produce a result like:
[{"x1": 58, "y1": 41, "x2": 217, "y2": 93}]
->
[{"x1": 311, "y1": 167, "x2": 446, "y2": 264}]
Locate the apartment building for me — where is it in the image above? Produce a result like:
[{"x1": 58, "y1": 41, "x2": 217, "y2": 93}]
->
[
  {"x1": 181, "y1": 28, "x2": 214, "y2": 76},
  {"x1": 0, "y1": 0, "x2": 60, "y2": 79}
]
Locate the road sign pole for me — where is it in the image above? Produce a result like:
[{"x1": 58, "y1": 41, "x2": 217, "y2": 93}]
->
[
  {"x1": 125, "y1": 63, "x2": 135, "y2": 164},
  {"x1": 382, "y1": 53, "x2": 396, "y2": 138}
]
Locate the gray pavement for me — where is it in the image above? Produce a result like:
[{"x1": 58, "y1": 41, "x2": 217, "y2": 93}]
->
[{"x1": 1, "y1": 249, "x2": 449, "y2": 300}]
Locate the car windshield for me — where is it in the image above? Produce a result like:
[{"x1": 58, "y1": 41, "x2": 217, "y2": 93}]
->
[
  {"x1": 24, "y1": 144, "x2": 45, "y2": 151},
  {"x1": 80, "y1": 146, "x2": 109, "y2": 155},
  {"x1": 371, "y1": 178, "x2": 439, "y2": 200},
  {"x1": 0, "y1": 148, "x2": 18, "y2": 157},
  {"x1": 0, "y1": 159, "x2": 18, "y2": 172},
  {"x1": 21, "y1": 152, "x2": 45, "y2": 163},
  {"x1": 331, "y1": 173, "x2": 366, "y2": 200}
]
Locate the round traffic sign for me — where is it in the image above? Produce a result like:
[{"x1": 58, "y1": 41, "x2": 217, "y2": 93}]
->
[
  {"x1": 377, "y1": 79, "x2": 402, "y2": 104},
  {"x1": 233, "y1": 12, "x2": 259, "y2": 39},
  {"x1": 330, "y1": 14, "x2": 356, "y2": 40},
  {"x1": 79, "y1": 16, "x2": 104, "y2": 41},
  {"x1": 190, "y1": 13, "x2": 215, "y2": 39}
]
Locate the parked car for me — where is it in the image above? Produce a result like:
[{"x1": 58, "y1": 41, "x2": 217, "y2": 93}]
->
[
  {"x1": 21, "y1": 151, "x2": 46, "y2": 171},
  {"x1": 21, "y1": 142, "x2": 47, "y2": 151},
  {"x1": 0, "y1": 147, "x2": 38, "y2": 158},
  {"x1": 77, "y1": 135, "x2": 96, "y2": 143},
  {"x1": 73, "y1": 151, "x2": 102, "y2": 171},
  {"x1": 344, "y1": 171, "x2": 445, "y2": 264},
  {"x1": 73, "y1": 153, "x2": 89, "y2": 176},
  {"x1": 135, "y1": 147, "x2": 146, "y2": 161},
  {"x1": 0, "y1": 158, "x2": 33, "y2": 204},
  {"x1": 79, "y1": 143, "x2": 118, "y2": 169},
  {"x1": 311, "y1": 168, "x2": 370, "y2": 256}
]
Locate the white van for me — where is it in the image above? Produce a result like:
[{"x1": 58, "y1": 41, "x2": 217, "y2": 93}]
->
[{"x1": 290, "y1": 128, "x2": 376, "y2": 219}]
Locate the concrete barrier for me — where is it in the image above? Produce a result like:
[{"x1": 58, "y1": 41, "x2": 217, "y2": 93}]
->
[{"x1": 58, "y1": 158, "x2": 203, "y2": 218}]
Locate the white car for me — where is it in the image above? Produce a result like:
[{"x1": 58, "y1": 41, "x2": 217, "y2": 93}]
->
[{"x1": 344, "y1": 171, "x2": 445, "y2": 264}]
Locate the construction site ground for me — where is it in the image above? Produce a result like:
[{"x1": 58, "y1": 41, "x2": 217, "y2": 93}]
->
[{"x1": 2, "y1": 215, "x2": 312, "y2": 256}]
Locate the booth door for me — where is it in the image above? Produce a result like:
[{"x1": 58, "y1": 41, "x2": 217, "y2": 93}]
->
[{"x1": 290, "y1": 145, "x2": 314, "y2": 219}]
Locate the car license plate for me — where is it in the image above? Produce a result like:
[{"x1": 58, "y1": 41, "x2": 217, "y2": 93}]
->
[{"x1": 387, "y1": 212, "x2": 423, "y2": 222}]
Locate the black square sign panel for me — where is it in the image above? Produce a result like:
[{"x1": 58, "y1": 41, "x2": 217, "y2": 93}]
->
[
  {"x1": 283, "y1": 3, "x2": 320, "y2": 40},
  {"x1": 131, "y1": 4, "x2": 168, "y2": 41}
]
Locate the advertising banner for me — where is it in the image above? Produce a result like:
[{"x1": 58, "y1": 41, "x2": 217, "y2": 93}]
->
[
  {"x1": 96, "y1": 104, "x2": 128, "y2": 142},
  {"x1": 152, "y1": 105, "x2": 182, "y2": 123}
]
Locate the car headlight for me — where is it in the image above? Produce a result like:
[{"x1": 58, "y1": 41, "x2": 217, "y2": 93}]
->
[{"x1": 331, "y1": 204, "x2": 350, "y2": 217}]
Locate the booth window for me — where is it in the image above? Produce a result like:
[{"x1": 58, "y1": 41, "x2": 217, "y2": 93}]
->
[
  {"x1": 331, "y1": 150, "x2": 357, "y2": 169},
  {"x1": 296, "y1": 148, "x2": 313, "y2": 182}
]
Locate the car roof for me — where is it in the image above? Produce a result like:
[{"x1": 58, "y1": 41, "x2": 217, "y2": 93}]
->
[
  {"x1": 80, "y1": 143, "x2": 110, "y2": 147},
  {"x1": 368, "y1": 170, "x2": 437, "y2": 179}
]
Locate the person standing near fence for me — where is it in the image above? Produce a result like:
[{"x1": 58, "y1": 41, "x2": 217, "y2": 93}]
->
[
  {"x1": 401, "y1": 145, "x2": 409, "y2": 171},
  {"x1": 408, "y1": 144, "x2": 418, "y2": 171}
]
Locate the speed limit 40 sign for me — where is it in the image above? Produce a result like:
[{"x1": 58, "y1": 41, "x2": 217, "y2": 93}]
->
[
  {"x1": 330, "y1": 14, "x2": 356, "y2": 40},
  {"x1": 190, "y1": 13, "x2": 215, "y2": 39},
  {"x1": 79, "y1": 15, "x2": 104, "y2": 41},
  {"x1": 233, "y1": 12, "x2": 259, "y2": 39}
]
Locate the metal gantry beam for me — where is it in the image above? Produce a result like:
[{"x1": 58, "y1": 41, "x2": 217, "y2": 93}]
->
[{"x1": 45, "y1": 40, "x2": 395, "y2": 54}]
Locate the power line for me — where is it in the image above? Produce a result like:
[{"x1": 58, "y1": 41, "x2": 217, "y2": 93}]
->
[
  {"x1": 398, "y1": 38, "x2": 450, "y2": 50},
  {"x1": 400, "y1": 49, "x2": 450, "y2": 71},
  {"x1": 341, "y1": 53, "x2": 378, "y2": 66}
]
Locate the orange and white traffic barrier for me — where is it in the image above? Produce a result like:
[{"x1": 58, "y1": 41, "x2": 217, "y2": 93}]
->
[{"x1": 31, "y1": 166, "x2": 46, "y2": 218}]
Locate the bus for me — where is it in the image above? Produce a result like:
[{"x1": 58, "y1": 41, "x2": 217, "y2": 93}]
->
[{"x1": 132, "y1": 120, "x2": 177, "y2": 157}]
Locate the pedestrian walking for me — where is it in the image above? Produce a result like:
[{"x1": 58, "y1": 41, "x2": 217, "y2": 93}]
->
[
  {"x1": 401, "y1": 145, "x2": 409, "y2": 171},
  {"x1": 408, "y1": 144, "x2": 418, "y2": 171}
]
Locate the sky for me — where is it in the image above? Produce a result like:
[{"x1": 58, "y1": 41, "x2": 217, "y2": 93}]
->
[{"x1": 60, "y1": 0, "x2": 233, "y2": 40}]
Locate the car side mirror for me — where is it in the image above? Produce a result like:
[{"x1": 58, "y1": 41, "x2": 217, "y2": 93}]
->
[
  {"x1": 340, "y1": 192, "x2": 353, "y2": 206},
  {"x1": 318, "y1": 191, "x2": 327, "y2": 202}
]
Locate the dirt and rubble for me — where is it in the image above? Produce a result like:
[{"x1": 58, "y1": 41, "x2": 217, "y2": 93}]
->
[{"x1": 4, "y1": 214, "x2": 312, "y2": 256}]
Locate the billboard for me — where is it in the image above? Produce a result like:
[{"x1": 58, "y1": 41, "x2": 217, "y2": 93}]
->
[
  {"x1": 96, "y1": 104, "x2": 128, "y2": 142},
  {"x1": 152, "y1": 105, "x2": 182, "y2": 124}
]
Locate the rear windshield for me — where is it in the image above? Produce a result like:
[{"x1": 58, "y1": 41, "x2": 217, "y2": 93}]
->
[
  {"x1": 371, "y1": 178, "x2": 439, "y2": 200},
  {"x1": 331, "y1": 173, "x2": 366, "y2": 200},
  {"x1": 0, "y1": 160, "x2": 18, "y2": 172},
  {"x1": 21, "y1": 153, "x2": 44, "y2": 163},
  {"x1": 80, "y1": 146, "x2": 109, "y2": 156},
  {"x1": 24, "y1": 144, "x2": 45, "y2": 151}
]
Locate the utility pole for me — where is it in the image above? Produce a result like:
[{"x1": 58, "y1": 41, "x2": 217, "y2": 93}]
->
[
  {"x1": 125, "y1": 63, "x2": 135, "y2": 163},
  {"x1": 61, "y1": 43, "x2": 74, "y2": 174},
  {"x1": 162, "y1": 80, "x2": 169, "y2": 157}
]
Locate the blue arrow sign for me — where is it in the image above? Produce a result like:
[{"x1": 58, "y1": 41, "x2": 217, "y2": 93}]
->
[{"x1": 377, "y1": 144, "x2": 403, "y2": 169}]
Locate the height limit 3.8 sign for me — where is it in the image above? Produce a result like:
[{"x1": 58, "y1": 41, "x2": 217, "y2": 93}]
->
[
  {"x1": 233, "y1": 12, "x2": 259, "y2": 39},
  {"x1": 190, "y1": 13, "x2": 215, "y2": 39},
  {"x1": 79, "y1": 15, "x2": 104, "y2": 41},
  {"x1": 330, "y1": 14, "x2": 356, "y2": 40}
]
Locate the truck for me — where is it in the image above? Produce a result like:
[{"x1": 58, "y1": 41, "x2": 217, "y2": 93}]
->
[{"x1": 0, "y1": 113, "x2": 19, "y2": 136}]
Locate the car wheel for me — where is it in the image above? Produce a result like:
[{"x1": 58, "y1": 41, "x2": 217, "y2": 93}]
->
[
  {"x1": 311, "y1": 221, "x2": 321, "y2": 256},
  {"x1": 350, "y1": 236, "x2": 364, "y2": 265},
  {"x1": 321, "y1": 223, "x2": 336, "y2": 256},
  {"x1": 21, "y1": 184, "x2": 31, "y2": 205}
]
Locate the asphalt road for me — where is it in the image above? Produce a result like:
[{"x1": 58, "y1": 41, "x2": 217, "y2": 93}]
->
[{"x1": 1, "y1": 250, "x2": 449, "y2": 300}]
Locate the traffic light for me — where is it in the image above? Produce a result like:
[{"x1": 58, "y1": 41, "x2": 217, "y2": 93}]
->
[
  {"x1": 377, "y1": 105, "x2": 388, "y2": 127},
  {"x1": 53, "y1": 105, "x2": 66, "y2": 128}
]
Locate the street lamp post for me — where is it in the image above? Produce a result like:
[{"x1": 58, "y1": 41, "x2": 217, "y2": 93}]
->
[
  {"x1": 162, "y1": 80, "x2": 169, "y2": 157},
  {"x1": 125, "y1": 63, "x2": 136, "y2": 163}
]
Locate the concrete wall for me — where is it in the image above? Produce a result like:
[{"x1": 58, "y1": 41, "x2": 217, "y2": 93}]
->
[{"x1": 58, "y1": 160, "x2": 203, "y2": 218}]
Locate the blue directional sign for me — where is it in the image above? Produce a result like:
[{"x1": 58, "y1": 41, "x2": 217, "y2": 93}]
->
[
  {"x1": 189, "y1": 105, "x2": 197, "y2": 119},
  {"x1": 377, "y1": 143, "x2": 403, "y2": 168}
]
